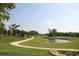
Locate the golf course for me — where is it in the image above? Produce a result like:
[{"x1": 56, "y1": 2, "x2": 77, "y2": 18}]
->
[
  {"x1": 1, "y1": 35, "x2": 79, "y2": 56},
  {"x1": 20, "y1": 36, "x2": 79, "y2": 49},
  {"x1": 0, "y1": 3, "x2": 79, "y2": 56}
]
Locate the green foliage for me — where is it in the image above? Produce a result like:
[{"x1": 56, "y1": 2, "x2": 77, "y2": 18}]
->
[
  {"x1": 10, "y1": 24, "x2": 20, "y2": 30},
  {"x1": 0, "y1": 3, "x2": 15, "y2": 21},
  {"x1": 9, "y1": 24, "x2": 20, "y2": 35},
  {"x1": 0, "y1": 3, "x2": 15, "y2": 35},
  {"x1": 0, "y1": 22, "x2": 5, "y2": 34},
  {"x1": 28, "y1": 30, "x2": 39, "y2": 35},
  {"x1": 48, "y1": 28, "x2": 57, "y2": 37},
  {"x1": 47, "y1": 28, "x2": 79, "y2": 37}
]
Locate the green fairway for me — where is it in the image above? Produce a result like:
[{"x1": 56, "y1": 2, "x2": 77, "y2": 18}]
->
[
  {"x1": 20, "y1": 36, "x2": 79, "y2": 49},
  {"x1": 0, "y1": 35, "x2": 79, "y2": 56},
  {"x1": 0, "y1": 36, "x2": 50, "y2": 56}
]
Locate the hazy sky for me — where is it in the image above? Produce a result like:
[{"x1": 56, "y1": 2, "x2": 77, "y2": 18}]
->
[{"x1": 5, "y1": 3, "x2": 79, "y2": 34}]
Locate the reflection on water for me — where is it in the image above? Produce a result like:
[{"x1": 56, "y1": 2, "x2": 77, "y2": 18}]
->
[{"x1": 49, "y1": 39, "x2": 70, "y2": 43}]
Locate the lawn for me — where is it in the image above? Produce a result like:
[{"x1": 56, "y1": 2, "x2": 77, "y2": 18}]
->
[
  {"x1": 0, "y1": 35, "x2": 50, "y2": 56},
  {"x1": 20, "y1": 36, "x2": 79, "y2": 49}
]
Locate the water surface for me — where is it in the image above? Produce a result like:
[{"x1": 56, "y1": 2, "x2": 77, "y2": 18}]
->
[{"x1": 49, "y1": 39, "x2": 70, "y2": 43}]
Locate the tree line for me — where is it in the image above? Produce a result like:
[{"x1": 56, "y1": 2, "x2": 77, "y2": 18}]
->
[
  {"x1": 0, "y1": 24, "x2": 39, "y2": 37},
  {"x1": 46, "y1": 28, "x2": 79, "y2": 37}
]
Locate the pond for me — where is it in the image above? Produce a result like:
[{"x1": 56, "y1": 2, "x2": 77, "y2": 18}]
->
[{"x1": 49, "y1": 38, "x2": 71, "y2": 43}]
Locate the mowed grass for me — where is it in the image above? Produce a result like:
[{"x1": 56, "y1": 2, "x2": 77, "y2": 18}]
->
[
  {"x1": 21, "y1": 36, "x2": 79, "y2": 49},
  {"x1": 0, "y1": 35, "x2": 50, "y2": 56}
]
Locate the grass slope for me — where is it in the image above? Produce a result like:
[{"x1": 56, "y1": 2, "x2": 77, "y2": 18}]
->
[{"x1": 0, "y1": 36, "x2": 50, "y2": 56}]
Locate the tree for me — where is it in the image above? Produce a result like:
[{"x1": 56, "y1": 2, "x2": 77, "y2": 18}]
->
[
  {"x1": 9, "y1": 24, "x2": 20, "y2": 35},
  {"x1": 10, "y1": 24, "x2": 20, "y2": 30},
  {"x1": 3, "y1": 29, "x2": 7, "y2": 35},
  {"x1": 0, "y1": 3, "x2": 15, "y2": 35},
  {"x1": 0, "y1": 22, "x2": 5, "y2": 34},
  {"x1": 20, "y1": 30, "x2": 25, "y2": 37},
  {"x1": 48, "y1": 29, "x2": 53, "y2": 37},
  {"x1": 52, "y1": 28, "x2": 57, "y2": 36},
  {"x1": 28, "y1": 30, "x2": 39, "y2": 35},
  {"x1": 7, "y1": 29, "x2": 11, "y2": 35},
  {"x1": 0, "y1": 3, "x2": 15, "y2": 21},
  {"x1": 48, "y1": 28, "x2": 57, "y2": 37}
]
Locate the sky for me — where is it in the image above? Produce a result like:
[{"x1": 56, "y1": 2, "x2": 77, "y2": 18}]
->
[{"x1": 4, "y1": 3, "x2": 79, "y2": 34}]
